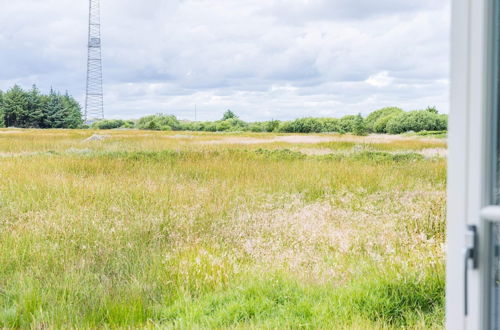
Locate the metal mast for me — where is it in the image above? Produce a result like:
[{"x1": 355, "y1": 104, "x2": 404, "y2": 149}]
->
[{"x1": 85, "y1": 0, "x2": 104, "y2": 122}]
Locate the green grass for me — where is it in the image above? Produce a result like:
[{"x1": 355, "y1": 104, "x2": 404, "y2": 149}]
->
[
  {"x1": 162, "y1": 267, "x2": 444, "y2": 329},
  {"x1": 0, "y1": 130, "x2": 446, "y2": 328}
]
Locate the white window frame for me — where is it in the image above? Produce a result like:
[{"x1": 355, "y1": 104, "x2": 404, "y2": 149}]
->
[{"x1": 447, "y1": 0, "x2": 494, "y2": 328}]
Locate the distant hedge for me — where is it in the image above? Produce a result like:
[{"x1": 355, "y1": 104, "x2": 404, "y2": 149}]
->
[
  {"x1": 365, "y1": 107, "x2": 404, "y2": 133},
  {"x1": 0, "y1": 85, "x2": 448, "y2": 136},
  {"x1": 136, "y1": 114, "x2": 181, "y2": 131},
  {"x1": 386, "y1": 109, "x2": 447, "y2": 134},
  {"x1": 94, "y1": 108, "x2": 445, "y2": 135},
  {"x1": 91, "y1": 119, "x2": 134, "y2": 130}
]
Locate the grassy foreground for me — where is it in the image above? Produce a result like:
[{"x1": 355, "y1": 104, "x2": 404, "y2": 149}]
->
[{"x1": 0, "y1": 130, "x2": 447, "y2": 328}]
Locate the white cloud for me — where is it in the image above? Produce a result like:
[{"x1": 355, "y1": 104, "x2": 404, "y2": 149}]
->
[
  {"x1": 0, "y1": 0, "x2": 450, "y2": 120},
  {"x1": 366, "y1": 72, "x2": 393, "y2": 87}
]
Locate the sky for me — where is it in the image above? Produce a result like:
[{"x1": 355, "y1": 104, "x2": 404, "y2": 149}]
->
[{"x1": 0, "y1": 0, "x2": 450, "y2": 121}]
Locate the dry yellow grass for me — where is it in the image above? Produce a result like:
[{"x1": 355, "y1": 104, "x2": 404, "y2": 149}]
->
[{"x1": 0, "y1": 129, "x2": 446, "y2": 328}]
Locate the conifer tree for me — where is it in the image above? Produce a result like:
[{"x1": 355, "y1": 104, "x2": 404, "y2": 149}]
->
[
  {"x1": 0, "y1": 85, "x2": 82, "y2": 128},
  {"x1": 61, "y1": 92, "x2": 84, "y2": 128},
  {"x1": 43, "y1": 89, "x2": 65, "y2": 128},
  {"x1": 3, "y1": 85, "x2": 28, "y2": 127},
  {"x1": 25, "y1": 85, "x2": 45, "y2": 128},
  {"x1": 353, "y1": 113, "x2": 368, "y2": 136},
  {"x1": 0, "y1": 90, "x2": 4, "y2": 128}
]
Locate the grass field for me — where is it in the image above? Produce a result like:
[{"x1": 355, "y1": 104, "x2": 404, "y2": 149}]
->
[{"x1": 0, "y1": 129, "x2": 447, "y2": 328}]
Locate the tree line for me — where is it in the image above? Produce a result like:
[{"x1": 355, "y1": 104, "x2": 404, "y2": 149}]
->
[
  {"x1": 0, "y1": 84, "x2": 447, "y2": 135},
  {"x1": 0, "y1": 85, "x2": 83, "y2": 128},
  {"x1": 93, "y1": 107, "x2": 447, "y2": 135}
]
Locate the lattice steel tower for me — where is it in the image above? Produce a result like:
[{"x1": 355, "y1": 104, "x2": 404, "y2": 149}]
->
[{"x1": 85, "y1": 0, "x2": 104, "y2": 122}]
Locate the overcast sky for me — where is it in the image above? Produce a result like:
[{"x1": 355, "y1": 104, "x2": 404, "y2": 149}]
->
[{"x1": 0, "y1": 0, "x2": 450, "y2": 121}]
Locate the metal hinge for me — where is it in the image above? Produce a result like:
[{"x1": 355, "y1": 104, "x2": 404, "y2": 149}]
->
[{"x1": 464, "y1": 225, "x2": 478, "y2": 316}]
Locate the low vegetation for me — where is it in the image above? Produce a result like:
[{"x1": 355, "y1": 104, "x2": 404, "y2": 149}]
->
[
  {"x1": 92, "y1": 108, "x2": 447, "y2": 135},
  {"x1": 0, "y1": 130, "x2": 446, "y2": 328},
  {"x1": 0, "y1": 85, "x2": 447, "y2": 135}
]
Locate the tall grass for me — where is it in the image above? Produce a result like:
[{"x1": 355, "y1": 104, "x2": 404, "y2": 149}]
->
[{"x1": 0, "y1": 130, "x2": 446, "y2": 328}]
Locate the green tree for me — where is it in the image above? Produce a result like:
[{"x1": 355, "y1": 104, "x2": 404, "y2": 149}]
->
[
  {"x1": 318, "y1": 118, "x2": 340, "y2": 133},
  {"x1": 353, "y1": 114, "x2": 368, "y2": 136},
  {"x1": 425, "y1": 106, "x2": 438, "y2": 114},
  {"x1": 338, "y1": 115, "x2": 358, "y2": 133},
  {"x1": 92, "y1": 119, "x2": 134, "y2": 130},
  {"x1": 25, "y1": 85, "x2": 45, "y2": 128},
  {"x1": 222, "y1": 110, "x2": 237, "y2": 120},
  {"x1": 365, "y1": 107, "x2": 403, "y2": 133},
  {"x1": 386, "y1": 110, "x2": 447, "y2": 134},
  {"x1": 43, "y1": 89, "x2": 66, "y2": 128},
  {"x1": 137, "y1": 114, "x2": 180, "y2": 131},
  {"x1": 3, "y1": 85, "x2": 28, "y2": 127},
  {"x1": 373, "y1": 113, "x2": 400, "y2": 133},
  {"x1": 0, "y1": 90, "x2": 4, "y2": 128},
  {"x1": 264, "y1": 120, "x2": 280, "y2": 132},
  {"x1": 215, "y1": 117, "x2": 248, "y2": 131},
  {"x1": 0, "y1": 85, "x2": 82, "y2": 129},
  {"x1": 60, "y1": 92, "x2": 84, "y2": 128}
]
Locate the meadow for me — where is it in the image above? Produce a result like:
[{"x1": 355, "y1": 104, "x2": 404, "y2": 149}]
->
[{"x1": 0, "y1": 129, "x2": 447, "y2": 328}]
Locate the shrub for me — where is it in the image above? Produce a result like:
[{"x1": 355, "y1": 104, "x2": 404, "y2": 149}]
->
[
  {"x1": 136, "y1": 114, "x2": 180, "y2": 131},
  {"x1": 179, "y1": 121, "x2": 201, "y2": 131},
  {"x1": 247, "y1": 122, "x2": 265, "y2": 132},
  {"x1": 437, "y1": 114, "x2": 448, "y2": 131},
  {"x1": 254, "y1": 148, "x2": 305, "y2": 160},
  {"x1": 264, "y1": 120, "x2": 280, "y2": 132},
  {"x1": 318, "y1": 118, "x2": 340, "y2": 132},
  {"x1": 128, "y1": 108, "x2": 448, "y2": 135},
  {"x1": 92, "y1": 119, "x2": 133, "y2": 130},
  {"x1": 339, "y1": 115, "x2": 358, "y2": 133},
  {"x1": 275, "y1": 118, "x2": 338, "y2": 133},
  {"x1": 373, "y1": 113, "x2": 400, "y2": 134},
  {"x1": 200, "y1": 121, "x2": 218, "y2": 132},
  {"x1": 215, "y1": 118, "x2": 248, "y2": 132},
  {"x1": 289, "y1": 118, "x2": 324, "y2": 133},
  {"x1": 352, "y1": 151, "x2": 424, "y2": 162},
  {"x1": 425, "y1": 106, "x2": 439, "y2": 114},
  {"x1": 414, "y1": 130, "x2": 447, "y2": 136},
  {"x1": 276, "y1": 121, "x2": 292, "y2": 133},
  {"x1": 365, "y1": 107, "x2": 404, "y2": 133},
  {"x1": 386, "y1": 110, "x2": 448, "y2": 134}
]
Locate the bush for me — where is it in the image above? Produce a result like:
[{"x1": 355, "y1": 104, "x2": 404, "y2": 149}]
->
[
  {"x1": 254, "y1": 148, "x2": 305, "y2": 160},
  {"x1": 128, "y1": 108, "x2": 448, "y2": 136},
  {"x1": 318, "y1": 118, "x2": 340, "y2": 132},
  {"x1": 179, "y1": 121, "x2": 201, "y2": 131},
  {"x1": 92, "y1": 119, "x2": 134, "y2": 130},
  {"x1": 247, "y1": 121, "x2": 279, "y2": 133},
  {"x1": 365, "y1": 107, "x2": 404, "y2": 133},
  {"x1": 437, "y1": 114, "x2": 448, "y2": 131},
  {"x1": 275, "y1": 116, "x2": 361, "y2": 134},
  {"x1": 136, "y1": 114, "x2": 180, "y2": 131},
  {"x1": 352, "y1": 151, "x2": 424, "y2": 162},
  {"x1": 338, "y1": 115, "x2": 358, "y2": 133},
  {"x1": 264, "y1": 120, "x2": 280, "y2": 132},
  {"x1": 289, "y1": 118, "x2": 324, "y2": 133},
  {"x1": 275, "y1": 118, "x2": 336, "y2": 133},
  {"x1": 373, "y1": 113, "x2": 401, "y2": 134},
  {"x1": 386, "y1": 110, "x2": 448, "y2": 134},
  {"x1": 215, "y1": 118, "x2": 248, "y2": 132}
]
